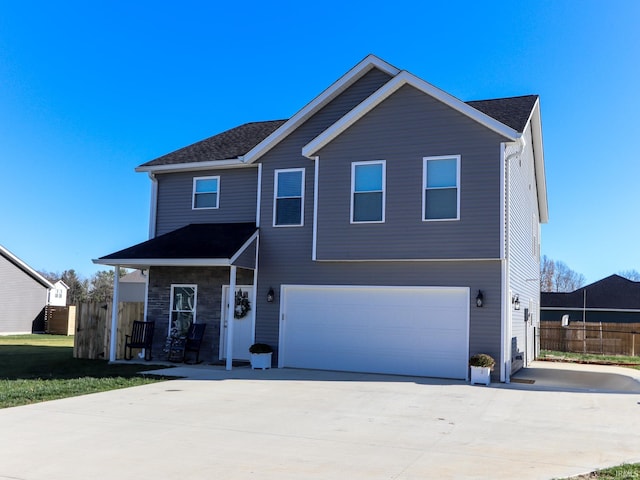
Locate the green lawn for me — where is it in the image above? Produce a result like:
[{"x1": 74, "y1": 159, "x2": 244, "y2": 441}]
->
[
  {"x1": 559, "y1": 463, "x2": 640, "y2": 479},
  {"x1": 540, "y1": 350, "x2": 640, "y2": 370},
  {"x1": 0, "y1": 334, "x2": 170, "y2": 408}
]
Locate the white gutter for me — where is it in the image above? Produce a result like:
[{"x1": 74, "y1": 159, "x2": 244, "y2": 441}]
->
[{"x1": 135, "y1": 158, "x2": 251, "y2": 174}]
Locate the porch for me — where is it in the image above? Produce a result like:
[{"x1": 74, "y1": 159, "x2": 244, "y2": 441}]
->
[{"x1": 93, "y1": 223, "x2": 260, "y2": 369}]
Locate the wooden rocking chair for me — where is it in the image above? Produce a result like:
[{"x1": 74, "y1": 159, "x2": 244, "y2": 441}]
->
[
  {"x1": 124, "y1": 320, "x2": 155, "y2": 361},
  {"x1": 184, "y1": 323, "x2": 207, "y2": 364}
]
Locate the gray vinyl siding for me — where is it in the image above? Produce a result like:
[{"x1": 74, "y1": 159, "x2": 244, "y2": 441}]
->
[
  {"x1": 155, "y1": 167, "x2": 258, "y2": 236},
  {"x1": 506, "y1": 126, "x2": 541, "y2": 369},
  {"x1": 253, "y1": 70, "x2": 506, "y2": 378},
  {"x1": 255, "y1": 259, "x2": 504, "y2": 378},
  {"x1": 315, "y1": 84, "x2": 508, "y2": 260},
  {"x1": 0, "y1": 257, "x2": 48, "y2": 334}
]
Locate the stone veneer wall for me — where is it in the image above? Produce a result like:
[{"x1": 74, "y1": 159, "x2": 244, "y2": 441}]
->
[{"x1": 147, "y1": 266, "x2": 254, "y2": 363}]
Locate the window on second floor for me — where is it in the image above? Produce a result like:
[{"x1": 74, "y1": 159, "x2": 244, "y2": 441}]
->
[
  {"x1": 423, "y1": 156, "x2": 460, "y2": 221},
  {"x1": 351, "y1": 160, "x2": 385, "y2": 223},
  {"x1": 192, "y1": 176, "x2": 220, "y2": 209},
  {"x1": 273, "y1": 168, "x2": 304, "y2": 226}
]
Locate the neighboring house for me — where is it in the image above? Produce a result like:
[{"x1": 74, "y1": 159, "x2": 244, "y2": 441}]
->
[
  {"x1": 0, "y1": 244, "x2": 54, "y2": 334},
  {"x1": 541, "y1": 275, "x2": 640, "y2": 324},
  {"x1": 95, "y1": 55, "x2": 547, "y2": 382},
  {"x1": 47, "y1": 280, "x2": 69, "y2": 306},
  {"x1": 118, "y1": 270, "x2": 147, "y2": 302}
]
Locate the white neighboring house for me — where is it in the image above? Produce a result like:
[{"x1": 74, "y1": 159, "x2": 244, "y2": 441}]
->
[
  {"x1": 118, "y1": 270, "x2": 146, "y2": 302},
  {"x1": 47, "y1": 280, "x2": 69, "y2": 306}
]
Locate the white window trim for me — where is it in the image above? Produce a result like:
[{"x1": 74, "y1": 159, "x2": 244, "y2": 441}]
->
[
  {"x1": 273, "y1": 168, "x2": 305, "y2": 227},
  {"x1": 350, "y1": 160, "x2": 386, "y2": 224},
  {"x1": 422, "y1": 155, "x2": 460, "y2": 222},
  {"x1": 192, "y1": 176, "x2": 220, "y2": 210},
  {"x1": 168, "y1": 284, "x2": 197, "y2": 334}
]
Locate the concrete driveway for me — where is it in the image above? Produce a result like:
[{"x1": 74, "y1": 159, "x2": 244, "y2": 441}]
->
[{"x1": 1, "y1": 361, "x2": 639, "y2": 480}]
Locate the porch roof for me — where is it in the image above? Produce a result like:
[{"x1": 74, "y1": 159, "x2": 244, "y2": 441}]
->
[{"x1": 93, "y1": 223, "x2": 258, "y2": 269}]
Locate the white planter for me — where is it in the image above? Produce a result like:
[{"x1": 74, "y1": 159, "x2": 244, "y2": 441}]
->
[
  {"x1": 470, "y1": 365, "x2": 491, "y2": 385},
  {"x1": 250, "y1": 352, "x2": 272, "y2": 370}
]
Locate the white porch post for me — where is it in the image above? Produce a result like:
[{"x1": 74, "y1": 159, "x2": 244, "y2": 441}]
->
[
  {"x1": 225, "y1": 265, "x2": 237, "y2": 370},
  {"x1": 109, "y1": 265, "x2": 121, "y2": 362}
]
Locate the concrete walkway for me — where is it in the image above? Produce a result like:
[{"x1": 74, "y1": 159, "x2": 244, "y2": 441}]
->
[{"x1": 1, "y1": 361, "x2": 639, "y2": 480}]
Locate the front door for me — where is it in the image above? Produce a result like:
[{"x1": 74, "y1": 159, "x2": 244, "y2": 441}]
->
[{"x1": 219, "y1": 285, "x2": 254, "y2": 361}]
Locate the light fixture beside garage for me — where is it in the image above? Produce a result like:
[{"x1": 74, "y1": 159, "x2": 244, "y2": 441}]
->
[
  {"x1": 266, "y1": 287, "x2": 275, "y2": 303},
  {"x1": 475, "y1": 290, "x2": 484, "y2": 307},
  {"x1": 512, "y1": 294, "x2": 520, "y2": 310}
]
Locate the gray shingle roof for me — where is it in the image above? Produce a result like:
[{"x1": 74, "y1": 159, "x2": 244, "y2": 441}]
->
[
  {"x1": 466, "y1": 95, "x2": 538, "y2": 132},
  {"x1": 140, "y1": 95, "x2": 538, "y2": 168},
  {"x1": 139, "y1": 120, "x2": 287, "y2": 168},
  {"x1": 98, "y1": 223, "x2": 257, "y2": 261}
]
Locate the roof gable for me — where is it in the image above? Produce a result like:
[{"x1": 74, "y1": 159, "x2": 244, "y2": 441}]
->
[
  {"x1": 302, "y1": 71, "x2": 522, "y2": 158},
  {"x1": 0, "y1": 245, "x2": 54, "y2": 289},
  {"x1": 240, "y1": 55, "x2": 400, "y2": 165},
  {"x1": 541, "y1": 275, "x2": 640, "y2": 310}
]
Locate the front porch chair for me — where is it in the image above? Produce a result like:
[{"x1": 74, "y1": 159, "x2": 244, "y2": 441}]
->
[
  {"x1": 184, "y1": 323, "x2": 207, "y2": 364},
  {"x1": 124, "y1": 320, "x2": 155, "y2": 361}
]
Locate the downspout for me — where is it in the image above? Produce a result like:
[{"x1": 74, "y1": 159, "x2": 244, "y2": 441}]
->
[
  {"x1": 501, "y1": 135, "x2": 526, "y2": 382},
  {"x1": 312, "y1": 156, "x2": 319, "y2": 261},
  {"x1": 148, "y1": 172, "x2": 158, "y2": 239}
]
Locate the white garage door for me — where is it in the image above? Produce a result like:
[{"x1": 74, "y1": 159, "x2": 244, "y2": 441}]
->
[{"x1": 279, "y1": 285, "x2": 469, "y2": 379}]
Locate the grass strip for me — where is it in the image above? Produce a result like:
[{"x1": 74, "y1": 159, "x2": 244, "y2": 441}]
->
[{"x1": 0, "y1": 334, "x2": 170, "y2": 408}]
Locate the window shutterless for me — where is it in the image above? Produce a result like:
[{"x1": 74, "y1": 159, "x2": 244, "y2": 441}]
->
[
  {"x1": 351, "y1": 161, "x2": 385, "y2": 223},
  {"x1": 273, "y1": 168, "x2": 304, "y2": 226},
  {"x1": 423, "y1": 156, "x2": 460, "y2": 221},
  {"x1": 169, "y1": 284, "x2": 197, "y2": 337},
  {"x1": 193, "y1": 176, "x2": 220, "y2": 209}
]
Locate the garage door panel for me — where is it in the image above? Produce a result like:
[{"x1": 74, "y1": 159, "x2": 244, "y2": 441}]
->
[{"x1": 280, "y1": 286, "x2": 469, "y2": 379}]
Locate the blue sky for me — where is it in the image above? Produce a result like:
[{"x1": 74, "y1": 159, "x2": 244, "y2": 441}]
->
[{"x1": 1, "y1": 0, "x2": 638, "y2": 283}]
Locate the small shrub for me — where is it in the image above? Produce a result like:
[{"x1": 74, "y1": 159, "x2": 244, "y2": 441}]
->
[
  {"x1": 469, "y1": 353, "x2": 495, "y2": 369},
  {"x1": 249, "y1": 343, "x2": 273, "y2": 354}
]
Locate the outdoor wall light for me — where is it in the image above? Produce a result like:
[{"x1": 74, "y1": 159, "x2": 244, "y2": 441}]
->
[
  {"x1": 512, "y1": 294, "x2": 521, "y2": 310},
  {"x1": 266, "y1": 287, "x2": 275, "y2": 303},
  {"x1": 475, "y1": 290, "x2": 484, "y2": 307}
]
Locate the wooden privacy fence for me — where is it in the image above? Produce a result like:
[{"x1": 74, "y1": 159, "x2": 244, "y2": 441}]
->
[
  {"x1": 45, "y1": 305, "x2": 76, "y2": 335},
  {"x1": 74, "y1": 302, "x2": 145, "y2": 360},
  {"x1": 540, "y1": 321, "x2": 640, "y2": 356}
]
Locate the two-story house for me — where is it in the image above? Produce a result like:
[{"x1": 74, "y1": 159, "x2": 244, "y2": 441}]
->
[{"x1": 95, "y1": 55, "x2": 547, "y2": 382}]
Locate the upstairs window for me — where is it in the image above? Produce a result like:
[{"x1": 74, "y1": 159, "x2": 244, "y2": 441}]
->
[
  {"x1": 351, "y1": 161, "x2": 385, "y2": 223},
  {"x1": 274, "y1": 168, "x2": 304, "y2": 226},
  {"x1": 193, "y1": 176, "x2": 219, "y2": 209},
  {"x1": 423, "y1": 156, "x2": 460, "y2": 221}
]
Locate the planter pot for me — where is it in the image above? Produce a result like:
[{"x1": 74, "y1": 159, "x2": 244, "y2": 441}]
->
[
  {"x1": 470, "y1": 365, "x2": 491, "y2": 385},
  {"x1": 250, "y1": 352, "x2": 272, "y2": 370}
]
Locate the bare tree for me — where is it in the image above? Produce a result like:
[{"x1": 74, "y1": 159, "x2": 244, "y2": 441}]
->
[
  {"x1": 540, "y1": 255, "x2": 554, "y2": 292},
  {"x1": 619, "y1": 269, "x2": 640, "y2": 281},
  {"x1": 540, "y1": 257, "x2": 585, "y2": 292}
]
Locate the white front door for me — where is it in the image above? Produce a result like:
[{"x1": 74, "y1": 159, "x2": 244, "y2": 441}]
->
[{"x1": 220, "y1": 285, "x2": 255, "y2": 361}]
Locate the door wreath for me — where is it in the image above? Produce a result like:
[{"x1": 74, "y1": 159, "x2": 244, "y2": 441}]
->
[{"x1": 234, "y1": 289, "x2": 251, "y2": 319}]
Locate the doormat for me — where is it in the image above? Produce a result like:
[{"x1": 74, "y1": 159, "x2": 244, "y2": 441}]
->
[{"x1": 511, "y1": 378, "x2": 535, "y2": 384}]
